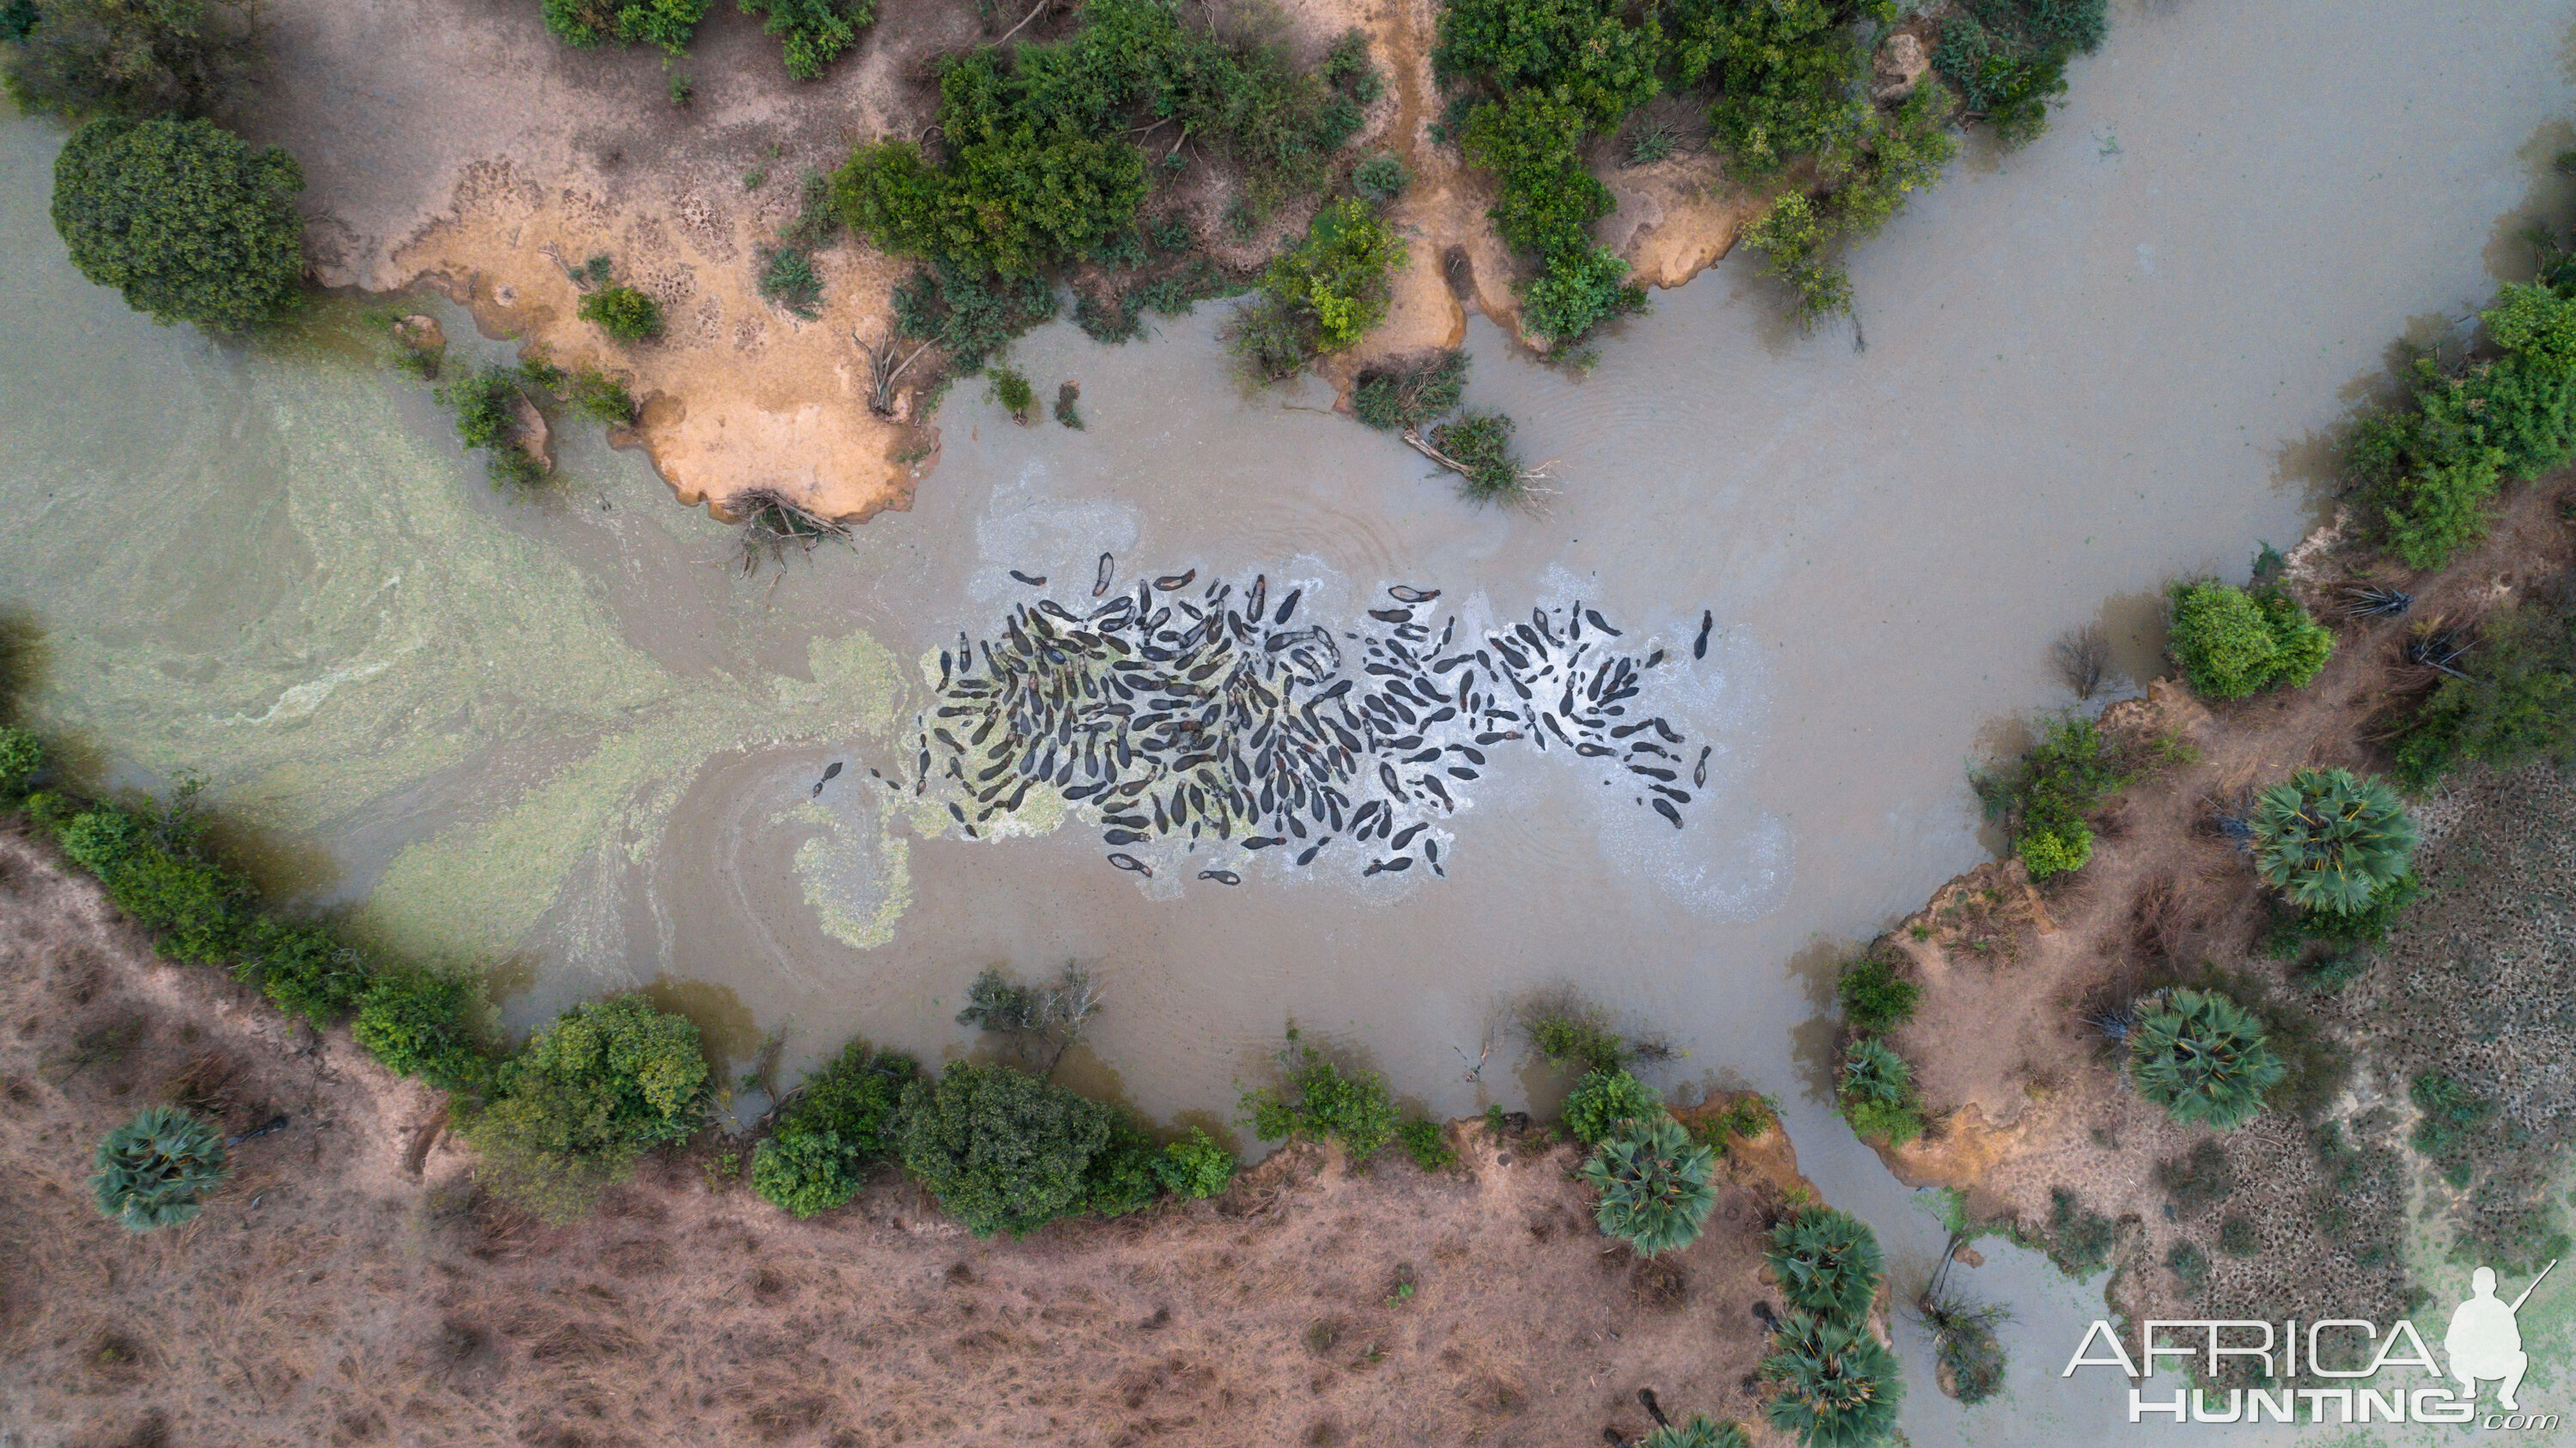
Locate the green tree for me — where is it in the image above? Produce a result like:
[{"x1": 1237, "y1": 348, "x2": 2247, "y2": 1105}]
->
[
  {"x1": 461, "y1": 995, "x2": 706, "y2": 1220},
  {"x1": 2128, "y1": 988, "x2": 2285, "y2": 1130},
  {"x1": 1152, "y1": 1127, "x2": 1237, "y2": 1197},
  {"x1": 2393, "y1": 599, "x2": 2576, "y2": 785},
  {"x1": 577, "y1": 284, "x2": 663, "y2": 341},
  {"x1": 0, "y1": 724, "x2": 40, "y2": 794},
  {"x1": 2250, "y1": 768, "x2": 2416, "y2": 916},
  {"x1": 1239, "y1": 1031, "x2": 1400, "y2": 1158},
  {"x1": 1673, "y1": 0, "x2": 1868, "y2": 175},
  {"x1": 1833, "y1": 957, "x2": 1917, "y2": 1034},
  {"x1": 1763, "y1": 1311, "x2": 1903, "y2": 1448},
  {"x1": 52, "y1": 115, "x2": 305, "y2": 332},
  {"x1": 90, "y1": 1104, "x2": 227, "y2": 1230},
  {"x1": 750, "y1": 1038, "x2": 915, "y2": 1217},
  {"x1": 1561, "y1": 1067, "x2": 1661, "y2": 1145},
  {"x1": 1836, "y1": 1037, "x2": 1922, "y2": 1145},
  {"x1": 2166, "y1": 580, "x2": 2333, "y2": 700},
  {"x1": 353, "y1": 964, "x2": 486, "y2": 1089},
  {"x1": 894, "y1": 1060, "x2": 1121, "y2": 1237},
  {"x1": 1577, "y1": 1115, "x2": 1716, "y2": 1256},
  {"x1": 1257, "y1": 196, "x2": 1405, "y2": 354},
  {"x1": 3, "y1": 0, "x2": 253, "y2": 120},
  {"x1": 738, "y1": 0, "x2": 872, "y2": 80},
  {"x1": 238, "y1": 916, "x2": 368, "y2": 1026},
  {"x1": 540, "y1": 0, "x2": 708, "y2": 51},
  {"x1": 1767, "y1": 1206, "x2": 1884, "y2": 1321},
  {"x1": 1432, "y1": 0, "x2": 1663, "y2": 127}
]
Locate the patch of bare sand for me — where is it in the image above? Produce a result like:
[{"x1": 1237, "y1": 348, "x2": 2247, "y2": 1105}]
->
[
  {"x1": 1854, "y1": 478, "x2": 2576, "y2": 1333},
  {"x1": 0, "y1": 823, "x2": 1843, "y2": 1447},
  {"x1": 240, "y1": 0, "x2": 1765, "y2": 520}
]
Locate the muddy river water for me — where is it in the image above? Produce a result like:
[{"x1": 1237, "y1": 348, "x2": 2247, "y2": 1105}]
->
[{"x1": 5, "y1": 0, "x2": 2572, "y2": 1437}]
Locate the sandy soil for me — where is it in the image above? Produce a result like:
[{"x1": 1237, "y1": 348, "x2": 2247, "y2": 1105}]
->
[
  {"x1": 1859, "y1": 476, "x2": 2576, "y2": 1333},
  {"x1": 0, "y1": 825, "x2": 1845, "y2": 1448},
  {"x1": 234, "y1": 0, "x2": 1764, "y2": 521}
]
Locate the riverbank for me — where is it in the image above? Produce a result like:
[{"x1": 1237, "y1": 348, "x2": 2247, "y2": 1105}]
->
[
  {"x1": 233, "y1": 0, "x2": 1762, "y2": 521},
  {"x1": 1858, "y1": 476, "x2": 2576, "y2": 1349},
  {"x1": 0, "y1": 820, "x2": 1842, "y2": 1446}
]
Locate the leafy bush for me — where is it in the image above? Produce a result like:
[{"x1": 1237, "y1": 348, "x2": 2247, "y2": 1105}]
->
[
  {"x1": 1836, "y1": 1037, "x2": 1922, "y2": 1145},
  {"x1": 1431, "y1": 411, "x2": 1526, "y2": 505},
  {"x1": 750, "y1": 1039, "x2": 914, "y2": 1217},
  {"x1": 989, "y1": 365, "x2": 1035, "y2": 422},
  {"x1": 1239, "y1": 1031, "x2": 1400, "y2": 1158},
  {"x1": 464, "y1": 995, "x2": 708, "y2": 1220},
  {"x1": 1397, "y1": 1116, "x2": 1456, "y2": 1170},
  {"x1": 3, "y1": 0, "x2": 253, "y2": 120},
  {"x1": 1674, "y1": 0, "x2": 1867, "y2": 175},
  {"x1": 1931, "y1": 0, "x2": 2106, "y2": 146},
  {"x1": 1352, "y1": 152, "x2": 1408, "y2": 202},
  {"x1": 889, "y1": 259, "x2": 1057, "y2": 373},
  {"x1": 2249, "y1": 768, "x2": 2417, "y2": 916},
  {"x1": 1433, "y1": 0, "x2": 1662, "y2": 128},
  {"x1": 1153, "y1": 1127, "x2": 1237, "y2": 1197},
  {"x1": 1255, "y1": 197, "x2": 1406, "y2": 359},
  {"x1": 563, "y1": 366, "x2": 636, "y2": 424},
  {"x1": 238, "y1": 916, "x2": 368, "y2": 1026},
  {"x1": 1561, "y1": 1068, "x2": 1661, "y2": 1145},
  {"x1": 436, "y1": 363, "x2": 552, "y2": 485},
  {"x1": 1577, "y1": 1115, "x2": 1716, "y2": 1256},
  {"x1": 1768, "y1": 1205, "x2": 1884, "y2": 1320},
  {"x1": 351, "y1": 967, "x2": 484, "y2": 1092},
  {"x1": 2166, "y1": 1238, "x2": 2209, "y2": 1292},
  {"x1": 2393, "y1": 597, "x2": 2576, "y2": 786},
  {"x1": 1975, "y1": 713, "x2": 2123, "y2": 880},
  {"x1": 1737, "y1": 192, "x2": 1851, "y2": 326},
  {"x1": 52, "y1": 798, "x2": 252, "y2": 966},
  {"x1": 895, "y1": 1060, "x2": 1126, "y2": 1237},
  {"x1": 739, "y1": 0, "x2": 872, "y2": 80},
  {"x1": 1353, "y1": 350, "x2": 1467, "y2": 432},
  {"x1": 577, "y1": 284, "x2": 663, "y2": 341},
  {"x1": 1834, "y1": 957, "x2": 1918, "y2": 1033},
  {"x1": 1518, "y1": 240, "x2": 1645, "y2": 345},
  {"x1": 756, "y1": 246, "x2": 822, "y2": 319},
  {"x1": 90, "y1": 1105, "x2": 227, "y2": 1231},
  {"x1": 2044, "y1": 1186, "x2": 2118, "y2": 1275},
  {"x1": 0, "y1": 724, "x2": 40, "y2": 794},
  {"x1": 540, "y1": 0, "x2": 708, "y2": 51},
  {"x1": 52, "y1": 115, "x2": 305, "y2": 332},
  {"x1": 2166, "y1": 580, "x2": 2333, "y2": 700},
  {"x1": 1762, "y1": 1310, "x2": 1904, "y2": 1448},
  {"x1": 2127, "y1": 988, "x2": 2285, "y2": 1131}
]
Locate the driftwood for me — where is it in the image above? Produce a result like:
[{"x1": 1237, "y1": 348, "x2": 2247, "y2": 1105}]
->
[
  {"x1": 996, "y1": 0, "x2": 1049, "y2": 44},
  {"x1": 1399, "y1": 426, "x2": 1474, "y2": 478},
  {"x1": 732, "y1": 487, "x2": 854, "y2": 575},
  {"x1": 857, "y1": 329, "x2": 933, "y2": 417}
]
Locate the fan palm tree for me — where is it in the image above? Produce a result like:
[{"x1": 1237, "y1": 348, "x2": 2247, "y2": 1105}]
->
[
  {"x1": 2250, "y1": 767, "x2": 2417, "y2": 914},
  {"x1": 90, "y1": 1105, "x2": 228, "y2": 1231},
  {"x1": 1763, "y1": 1311, "x2": 1904, "y2": 1448},
  {"x1": 2128, "y1": 988, "x2": 2285, "y2": 1130},
  {"x1": 1577, "y1": 1116, "x2": 1716, "y2": 1257},
  {"x1": 1767, "y1": 1207, "x2": 1886, "y2": 1321}
]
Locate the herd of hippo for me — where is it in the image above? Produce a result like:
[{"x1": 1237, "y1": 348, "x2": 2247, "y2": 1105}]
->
[{"x1": 861, "y1": 556, "x2": 1714, "y2": 885}]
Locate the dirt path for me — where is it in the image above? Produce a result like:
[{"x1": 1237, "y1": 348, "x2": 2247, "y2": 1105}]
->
[{"x1": 0, "y1": 826, "x2": 1837, "y2": 1448}]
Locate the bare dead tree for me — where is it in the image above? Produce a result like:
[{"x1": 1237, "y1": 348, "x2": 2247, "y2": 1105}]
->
[
  {"x1": 857, "y1": 329, "x2": 933, "y2": 417},
  {"x1": 731, "y1": 487, "x2": 854, "y2": 575},
  {"x1": 2053, "y1": 624, "x2": 2111, "y2": 699}
]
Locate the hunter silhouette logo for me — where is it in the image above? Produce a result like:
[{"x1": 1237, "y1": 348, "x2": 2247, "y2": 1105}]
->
[
  {"x1": 2062, "y1": 1258, "x2": 2561, "y2": 1429},
  {"x1": 2446, "y1": 1261, "x2": 2552, "y2": 1410}
]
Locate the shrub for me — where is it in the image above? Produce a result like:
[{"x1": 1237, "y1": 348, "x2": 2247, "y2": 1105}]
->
[
  {"x1": 1639, "y1": 1418, "x2": 1749, "y2": 1448},
  {"x1": 2016, "y1": 824, "x2": 2091, "y2": 878},
  {"x1": 1431, "y1": 411, "x2": 1526, "y2": 505},
  {"x1": 2154, "y1": 1138, "x2": 2237, "y2": 1218},
  {"x1": 3, "y1": 0, "x2": 253, "y2": 120},
  {"x1": 563, "y1": 367, "x2": 636, "y2": 424},
  {"x1": 989, "y1": 366, "x2": 1035, "y2": 423},
  {"x1": 757, "y1": 246, "x2": 822, "y2": 319},
  {"x1": 465, "y1": 995, "x2": 708, "y2": 1220},
  {"x1": 2166, "y1": 1238, "x2": 2209, "y2": 1291},
  {"x1": 53, "y1": 799, "x2": 253, "y2": 966},
  {"x1": 1834, "y1": 957, "x2": 1917, "y2": 1034},
  {"x1": 1561, "y1": 1068, "x2": 1660, "y2": 1144},
  {"x1": 1577, "y1": 1116, "x2": 1716, "y2": 1256},
  {"x1": 1931, "y1": 0, "x2": 2105, "y2": 147},
  {"x1": 889, "y1": 259, "x2": 1056, "y2": 373},
  {"x1": 0, "y1": 725, "x2": 39, "y2": 794},
  {"x1": 1352, "y1": 350, "x2": 1467, "y2": 432},
  {"x1": 239, "y1": 916, "x2": 368, "y2": 1025},
  {"x1": 2045, "y1": 1186, "x2": 2119, "y2": 1276},
  {"x1": 2392, "y1": 599, "x2": 2576, "y2": 786},
  {"x1": 750, "y1": 1039, "x2": 914, "y2": 1217},
  {"x1": 1977, "y1": 713, "x2": 2123, "y2": 879},
  {"x1": 1433, "y1": 0, "x2": 1662, "y2": 128},
  {"x1": 577, "y1": 284, "x2": 663, "y2": 341},
  {"x1": 437, "y1": 363, "x2": 552, "y2": 485},
  {"x1": 1768, "y1": 1205, "x2": 1884, "y2": 1320},
  {"x1": 52, "y1": 115, "x2": 305, "y2": 332},
  {"x1": 90, "y1": 1105, "x2": 228, "y2": 1231},
  {"x1": 1152, "y1": 1127, "x2": 1237, "y2": 1197},
  {"x1": 1762, "y1": 1310, "x2": 1903, "y2": 1448},
  {"x1": 1322, "y1": 28, "x2": 1380, "y2": 100},
  {"x1": 2249, "y1": 768, "x2": 2417, "y2": 916},
  {"x1": 895, "y1": 1060, "x2": 1122, "y2": 1237},
  {"x1": 541, "y1": 0, "x2": 708, "y2": 51},
  {"x1": 1239, "y1": 1031, "x2": 1400, "y2": 1158},
  {"x1": 739, "y1": 0, "x2": 872, "y2": 80},
  {"x1": 1518, "y1": 240, "x2": 1645, "y2": 346},
  {"x1": 1080, "y1": 1112, "x2": 1166, "y2": 1219},
  {"x1": 2409, "y1": 1070, "x2": 2495, "y2": 1187},
  {"x1": 1674, "y1": 0, "x2": 1866, "y2": 175},
  {"x1": 2166, "y1": 580, "x2": 2333, "y2": 700},
  {"x1": 1921, "y1": 1291, "x2": 2009, "y2": 1404},
  {"x1": 1352, "y1": 152, "x2": 1408, "y2": 202},
  {"x1": 353, "y1": 965, "x2": 484, "y2": 1090},
  {"x1": 1255, "y1": 196, "x2": 1406, "y2": 359},
  {"x1": 2127, "y1": 988, "x2": 2285, "y2": 1131},
  {"x1": 1397, "y1": 1116, "x2": 1455, "y2": 1170},
  {"x1": 1053, "y1": 380, "x2": 1083, "y2": 429},
  {"x1": 1837, "y1": 1038, "x2": 1921, "y2": 1145},
  {"x1": 1737, "y1": 192, "x2": 1851, "y2": 327}
]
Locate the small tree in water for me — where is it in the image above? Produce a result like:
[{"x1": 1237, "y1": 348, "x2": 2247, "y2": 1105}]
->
[
  {"x1": 2128, "y1": 987, "x2": 2284, "y2": 1131},
  {"x1": 91, "y1": 1105, "x2": 228, "y2": 1230},
  {"x1": 2249, "y1": 767, "x2": 2417, "y2": 915}
]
